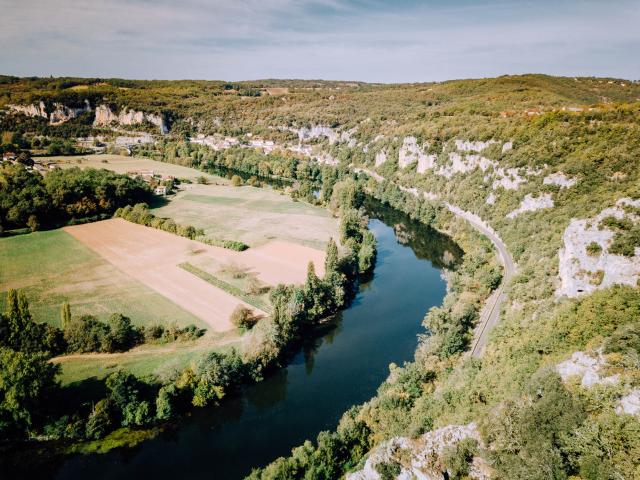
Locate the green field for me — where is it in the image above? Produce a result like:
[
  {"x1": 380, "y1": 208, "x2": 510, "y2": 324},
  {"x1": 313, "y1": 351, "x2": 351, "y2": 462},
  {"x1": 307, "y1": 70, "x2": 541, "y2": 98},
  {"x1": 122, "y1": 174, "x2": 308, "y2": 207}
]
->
[
  {"x1": 50, "y1": 154, "x2": 225, "y2": 183},
  {"x1": 0, "y1": 229, "x2": 205, "y2": 329},
  {"x1": 55, "y1": 331, "x2": 241, "y2": 385},
  {"x1": 152, "y1": 184, "x2": 339, "y2": 249}
]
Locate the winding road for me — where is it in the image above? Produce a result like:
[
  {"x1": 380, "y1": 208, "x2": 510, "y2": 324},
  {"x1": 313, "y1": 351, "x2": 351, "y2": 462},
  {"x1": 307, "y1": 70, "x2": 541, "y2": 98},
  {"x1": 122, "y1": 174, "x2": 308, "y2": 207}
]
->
[
  {"x1": 444, "y1": 204, "x2": 516, "y2": 357},
  {"x1": 353, "y1": 167, "x2": 516, "y2": 357}
]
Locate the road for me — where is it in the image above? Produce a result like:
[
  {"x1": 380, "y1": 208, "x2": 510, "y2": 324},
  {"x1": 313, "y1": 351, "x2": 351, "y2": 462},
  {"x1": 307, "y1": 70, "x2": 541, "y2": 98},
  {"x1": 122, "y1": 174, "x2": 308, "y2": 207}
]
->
[{"x1": 444, "y1": 204, "x2": 516, "y2": 357}]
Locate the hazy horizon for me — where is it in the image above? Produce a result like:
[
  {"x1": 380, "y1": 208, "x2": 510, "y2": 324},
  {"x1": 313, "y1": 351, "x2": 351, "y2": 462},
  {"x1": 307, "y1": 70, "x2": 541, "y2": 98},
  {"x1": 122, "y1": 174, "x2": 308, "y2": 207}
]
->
[{"x1": 1, "y1": 0, "x2": 639, "y2": 83}]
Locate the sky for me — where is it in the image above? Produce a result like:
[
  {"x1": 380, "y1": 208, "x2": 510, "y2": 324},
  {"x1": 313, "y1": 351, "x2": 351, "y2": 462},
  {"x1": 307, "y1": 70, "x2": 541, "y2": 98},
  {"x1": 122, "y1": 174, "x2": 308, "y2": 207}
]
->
[{"x1": 0, "y1": 0, "x2": 638, "y2": 82}]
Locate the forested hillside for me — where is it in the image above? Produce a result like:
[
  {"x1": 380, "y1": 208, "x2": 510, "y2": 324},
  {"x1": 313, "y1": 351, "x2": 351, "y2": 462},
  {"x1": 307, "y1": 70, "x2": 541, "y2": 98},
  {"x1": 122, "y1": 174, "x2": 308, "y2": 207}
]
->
[{"x1": 2, "y1": 74, "x2": 640, "y2": 479}]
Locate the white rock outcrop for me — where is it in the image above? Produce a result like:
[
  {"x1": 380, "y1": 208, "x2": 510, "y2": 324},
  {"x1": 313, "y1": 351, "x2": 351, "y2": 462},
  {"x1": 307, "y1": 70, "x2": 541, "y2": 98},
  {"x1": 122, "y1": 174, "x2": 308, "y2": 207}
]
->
[
  {"x1": 398, "y1": 136, "x2": 436, "y2": 173},
  {"x1": 347, "y1": 424, "x2": 489, "y2": 480},
  {"x1": 557, "y1": 198, "x2": 640, "y2": 297},
  {"x1": 501, "y1": 141, "x2": 513, "y2": 153},
  {"x1": 375, "y1": 150, "x2": 388, "y2": 167},
  {"x1": 455, "y1": 139, "x2": 497, "y2": 152},
  {"x1": 617, "y1": 390, "x2": 640, "y2": 415},
  {"x1": 93, "y1": 104, "x2": 168, "y2": 134},
  {"x1": 437, "y1": 153, "x2": 497, "y2": 179},
  {"x1": 506, "y1": 193, "x2": 554, "y2": 218},
  {"x1": 7, "y1": 101, "x2": 48, "y2": 119},
  {"x1": 543, "y1": 172, "x2": 578, "y2": 188},
  {"x1": 8, "y1": 100, "x2": 91, "y2": 124},
  {"x1": 491, "y1": 167, "x2": 527, "y2": 190},
  {"x1": 556, "y1": 350, "x2": 619, "y2": 387}
]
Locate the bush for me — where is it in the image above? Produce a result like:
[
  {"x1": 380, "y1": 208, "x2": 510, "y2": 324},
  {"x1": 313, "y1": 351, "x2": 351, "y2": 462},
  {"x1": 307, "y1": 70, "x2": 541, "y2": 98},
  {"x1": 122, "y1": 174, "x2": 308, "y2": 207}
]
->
[
  {"x1": 230, "y1": 305, "x2": 260, "y2": 330},
  {"x1": 585, "y1": 241, "x2": 602, "y2": 256},
  {"x1": 64, "y1": 315, "x2": 111, "y2": 353},
  {"x1": 231, "y1": 174, "x2": 243, "y2": 186}
]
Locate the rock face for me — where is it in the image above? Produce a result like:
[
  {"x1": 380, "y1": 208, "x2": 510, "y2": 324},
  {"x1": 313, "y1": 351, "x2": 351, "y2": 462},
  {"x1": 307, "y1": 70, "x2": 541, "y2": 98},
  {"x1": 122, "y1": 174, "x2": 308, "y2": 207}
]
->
[
  {"x1": 347, "y1": 424, "x2": 490, "y2": 480},
  {"x1": 617, "y1": 390, "x2": 640, "y2": 415},
  {"x1": 506, "y1": 193, "x2": 554, "y2": 218},
  {"x1": 398, "y1": 136, "x2": 436, "y2": 173},
  {"x1": 437, "y1": 152, "x2": 496, "y2": 179},
  {"x1": 93, "y1": 104, "x2": 168, "y2": 134},
  {"x1": 295, "y1": 124, "x2": 355, "y2": 145},
  {"x1": 49, "y1": 99, "x2": 92, "y2": 124},
  {"x1": 375, "y1": 150, "x2": 388, "y2": 167},
  {"x1": 543, "y1": 172, "x2": 578, "y2": 188},
  {"x1": 557, "y1": 198, "x2": 640, "y2": 297},
  {"x1": 8, "y1": 101, "x2": 48, "y2": 119},
  {"x1": 556, "y1": 350, "x2": 619, "y2": 387},
  {"x1": 8, "y1": 100, "x2": 91, "y2": 124},
  {"x1": 455, "y1": 139, "x2": 498, "y2": 152}
]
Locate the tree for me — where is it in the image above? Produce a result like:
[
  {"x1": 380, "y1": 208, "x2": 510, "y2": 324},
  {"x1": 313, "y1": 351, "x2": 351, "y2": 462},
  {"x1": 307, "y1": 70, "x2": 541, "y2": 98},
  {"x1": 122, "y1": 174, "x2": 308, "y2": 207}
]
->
[
  {"x1": 0, "y1": 347, "x2": 60, "y2": 435},
  {"x1": 230, "y1": 305, "x2": 259, "y2": 330},
  {"x1": 60, "y1": 302, "x2": 71, "y2": 330},
  {"x1": 340, "y1": 209, "x2": 365, "y2": 244},
  {"x1": 155, "y1": 384, "x2": 177, "y2": 421},
  {"x1": 324, "y1": 238, "x2": 339, "y2": 274},
  {"x1": 85, "y1": 399, "x2": 113, "y2": 440},
  {"x1": 192, "y1": 350, "x2": 245, "y2": 407},
  {"x1": 64, "y1": 314, "x2": 111, "y2": 353},
  {"x1": 107, "y1": 313, "x2": 140, "y2": 352},
  {"x1": 26, "y1": 214, "x2": 39, "y2": 232}
]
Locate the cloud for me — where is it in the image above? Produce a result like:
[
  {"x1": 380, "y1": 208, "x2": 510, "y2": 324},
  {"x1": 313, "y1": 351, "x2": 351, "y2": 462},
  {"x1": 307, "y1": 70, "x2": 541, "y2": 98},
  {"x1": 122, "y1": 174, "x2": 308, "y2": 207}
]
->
[{"x1": 0, "y1": 0, "x2": 638, "y2": 81}]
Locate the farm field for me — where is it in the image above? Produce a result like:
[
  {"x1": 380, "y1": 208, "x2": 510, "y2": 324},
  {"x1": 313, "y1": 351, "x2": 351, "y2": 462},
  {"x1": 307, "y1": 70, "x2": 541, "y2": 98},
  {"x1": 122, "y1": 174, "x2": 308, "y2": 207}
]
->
[
  {"x1": 64, "y1": 218, "x2": 327, "y2": 331},
  {"x1": 49, "y1": 154, "x2": 225, "y2": 183},
  {"x1": 52, "y1": 331, "x2": 242, "y2": 385},
  {"x1": 0, "y1": 229, "x2": 204, "y2": 329},
  {"x1": 152, "y1": 183, "x2": 338, "y2": 249}
]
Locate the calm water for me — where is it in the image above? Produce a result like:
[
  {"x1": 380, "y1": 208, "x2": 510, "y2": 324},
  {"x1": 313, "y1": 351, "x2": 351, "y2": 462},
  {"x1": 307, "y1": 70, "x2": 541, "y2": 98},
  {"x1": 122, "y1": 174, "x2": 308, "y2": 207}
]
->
[{"x1": 53, "y1": 201, "x2": 461, "y2": 480}]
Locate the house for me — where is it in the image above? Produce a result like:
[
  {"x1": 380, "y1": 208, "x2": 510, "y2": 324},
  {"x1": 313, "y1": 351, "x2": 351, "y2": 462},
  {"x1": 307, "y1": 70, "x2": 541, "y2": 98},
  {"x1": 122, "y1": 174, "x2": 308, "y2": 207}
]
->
[
  {"x1": 154, "y1": 185, "x2": 167, "y2": 196},
  {"x1": 2, "y1": 152, "x2": 16, "y2": 162}
]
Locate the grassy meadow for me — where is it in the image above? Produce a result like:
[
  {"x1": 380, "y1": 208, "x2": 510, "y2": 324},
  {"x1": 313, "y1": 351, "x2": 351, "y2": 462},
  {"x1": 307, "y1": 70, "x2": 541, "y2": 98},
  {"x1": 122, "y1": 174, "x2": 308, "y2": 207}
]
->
[
  {"x1": 50, "y1": 154, "x2": 225, "y2": 183},
  {"x1": 152, "y1": 183, "x2": 338, "y2": 249},
  {"x1": 0, "y1": 229, "x2": 205, "y2": 329}
]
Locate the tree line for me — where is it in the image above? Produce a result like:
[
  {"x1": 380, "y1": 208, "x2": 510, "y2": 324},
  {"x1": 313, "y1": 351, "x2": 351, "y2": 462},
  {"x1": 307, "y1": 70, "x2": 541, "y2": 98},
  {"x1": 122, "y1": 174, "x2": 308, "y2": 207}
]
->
[{"x1": 0, "y1": 164, "x2": 150, "y2": 232}]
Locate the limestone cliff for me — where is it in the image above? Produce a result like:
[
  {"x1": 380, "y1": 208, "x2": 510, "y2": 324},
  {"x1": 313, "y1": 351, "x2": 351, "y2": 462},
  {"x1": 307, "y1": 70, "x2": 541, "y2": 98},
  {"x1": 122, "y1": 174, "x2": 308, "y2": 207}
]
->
[{"x1": 93, "y1": 104, "x2": 168, "y2": 134}]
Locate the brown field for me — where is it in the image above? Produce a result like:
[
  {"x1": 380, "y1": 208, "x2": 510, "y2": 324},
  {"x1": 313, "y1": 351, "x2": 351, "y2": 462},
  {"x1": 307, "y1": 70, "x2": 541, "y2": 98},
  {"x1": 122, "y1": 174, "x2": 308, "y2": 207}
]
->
[
  {"x1": 64, "y1": 219, "x2": 325, "y2": 331},
  {"x1": 265, "y1": 87, "x2": 290, "y2": 95}
]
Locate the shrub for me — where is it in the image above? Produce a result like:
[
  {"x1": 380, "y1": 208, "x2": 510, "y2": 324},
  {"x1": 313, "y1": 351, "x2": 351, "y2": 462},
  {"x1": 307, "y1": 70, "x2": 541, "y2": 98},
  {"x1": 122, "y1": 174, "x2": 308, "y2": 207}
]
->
[
  {"x1": 230, "y1": 305, "x2": 260, "y2": 330},
  {"x1": 231, "y1": 174, "x2": 243, "y2": 186},
  {"x1": 585, "y1": 241, "x2": 602, "y2": 256}
]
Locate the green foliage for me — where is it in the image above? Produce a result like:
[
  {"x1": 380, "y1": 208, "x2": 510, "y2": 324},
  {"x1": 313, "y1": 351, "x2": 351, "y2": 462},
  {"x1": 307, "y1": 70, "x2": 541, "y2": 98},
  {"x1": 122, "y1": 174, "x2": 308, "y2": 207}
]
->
[
  {"x1": 442, "y1": 438, "x2": 478, "y2": 479},
  {"x1": 85, "y1": 399, "x2": 113, "y2": 440},
  {"x1": 64, "y1": 315, "x2": 112, "y2": 353},
  {"x1": 0, "y1": 347, "x2": 59, "y2": 436},
  {"x1": 0, "y1": 290, "x2": 65, "y2": 355},
  {"x1": 480, "y1": 370, "x2": 586, "y2": 480},
  {"x1": 107, "y1": 313, "x2": 142, "y2": 352},
  {"x1": 230, "y1": 305, "x2": 260, "y2": 330},
  {"x1": 599, "y1": 215, "x2": 640, "y2": 257},
  {"x1": 0, "y1": 164, "x2": 150, "y2": 231},
  {"x1": 155, "y1": 384, "x2": 177, "y2": 421},
  {"x1": 191, "y1": 349, "x2": 245, "y2": 407},
  {"x1": 585, "y1": 241, "x2": 602, "y2": 256},
  {"x1": 116, "y1": 203, "x2": 248, "y2": 250}
]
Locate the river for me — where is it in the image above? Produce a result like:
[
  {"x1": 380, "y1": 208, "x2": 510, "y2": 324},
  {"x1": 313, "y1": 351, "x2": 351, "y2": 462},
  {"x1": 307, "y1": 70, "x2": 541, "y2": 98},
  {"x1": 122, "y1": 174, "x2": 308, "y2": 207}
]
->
[{"x1": 53, "y1": 199, "x2": 462, "y2": 480}]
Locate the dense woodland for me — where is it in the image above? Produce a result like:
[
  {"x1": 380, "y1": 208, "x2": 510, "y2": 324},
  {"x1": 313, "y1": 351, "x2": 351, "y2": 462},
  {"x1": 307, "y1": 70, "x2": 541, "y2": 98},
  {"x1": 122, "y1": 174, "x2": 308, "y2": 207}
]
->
[
  {"x1": 0, "y1": 165, "x2": 150, "y2": 232},
  {"x1": 1, "y1": 74, "x2": 640, "y2": 479}
]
